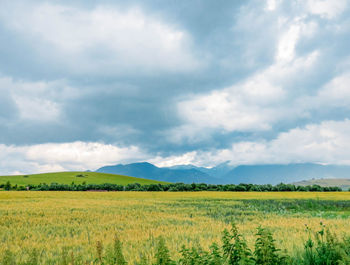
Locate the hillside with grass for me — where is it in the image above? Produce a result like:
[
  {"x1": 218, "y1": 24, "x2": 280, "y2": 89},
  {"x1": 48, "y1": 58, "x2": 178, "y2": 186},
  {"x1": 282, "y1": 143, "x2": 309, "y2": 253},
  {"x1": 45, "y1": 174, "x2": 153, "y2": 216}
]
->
[
  {"x1": 0, "y1": 171, "x2": 169, "y2": 186},
  {"x1": 293, "y1": 178, "x2": 350, "y2": 190}
]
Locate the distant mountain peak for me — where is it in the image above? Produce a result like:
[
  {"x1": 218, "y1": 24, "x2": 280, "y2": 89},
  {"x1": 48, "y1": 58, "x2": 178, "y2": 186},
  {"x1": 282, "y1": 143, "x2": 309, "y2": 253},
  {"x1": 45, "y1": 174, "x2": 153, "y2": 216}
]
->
[
  {"x1": 96, "y1": 162, "x2": 217, "y2": 183},
  {"x1": 96, "y1": 162, "x2": 350, "y2": 185}
]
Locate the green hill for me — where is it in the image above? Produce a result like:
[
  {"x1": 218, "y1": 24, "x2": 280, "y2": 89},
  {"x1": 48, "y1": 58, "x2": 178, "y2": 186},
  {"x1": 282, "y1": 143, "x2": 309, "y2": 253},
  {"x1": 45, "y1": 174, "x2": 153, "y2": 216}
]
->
[
  {"x1": 292, "y1": 178, "x2": 350, "y2": 191},
  {"x1": 0, "y1": 171, "x2": 169, "y2": 186}
]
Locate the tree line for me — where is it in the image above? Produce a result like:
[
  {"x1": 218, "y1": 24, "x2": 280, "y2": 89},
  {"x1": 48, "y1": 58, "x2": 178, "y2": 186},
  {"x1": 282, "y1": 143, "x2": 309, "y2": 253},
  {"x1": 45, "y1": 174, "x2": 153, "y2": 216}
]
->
[{"x1": 0, "y1": 181, "x2": 343, "y2": 192}]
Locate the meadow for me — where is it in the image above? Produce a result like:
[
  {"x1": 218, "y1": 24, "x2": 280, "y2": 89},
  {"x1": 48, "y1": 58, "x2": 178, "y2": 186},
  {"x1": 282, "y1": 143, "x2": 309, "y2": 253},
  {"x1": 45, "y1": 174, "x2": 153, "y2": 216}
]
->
[
  {"x1": 0, "y1": 191, "x2": 350, "y2": 264},
  {"x1": 0, "y1": 172, "x2": 167, "y2": 186}
]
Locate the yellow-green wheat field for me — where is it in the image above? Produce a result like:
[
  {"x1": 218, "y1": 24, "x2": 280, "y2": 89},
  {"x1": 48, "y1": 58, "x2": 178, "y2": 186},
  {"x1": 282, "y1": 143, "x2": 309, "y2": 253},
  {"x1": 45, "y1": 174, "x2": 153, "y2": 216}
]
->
[{"x1": 0, "y1": 191, "x2": 350, "y2": 263}]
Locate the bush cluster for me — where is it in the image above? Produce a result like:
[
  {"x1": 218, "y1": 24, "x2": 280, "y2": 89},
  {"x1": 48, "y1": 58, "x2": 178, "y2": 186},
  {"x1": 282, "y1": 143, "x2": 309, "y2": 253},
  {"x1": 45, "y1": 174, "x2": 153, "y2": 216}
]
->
[{"x1": 0, "y1": 181, "x2": 343, "y2": 192}]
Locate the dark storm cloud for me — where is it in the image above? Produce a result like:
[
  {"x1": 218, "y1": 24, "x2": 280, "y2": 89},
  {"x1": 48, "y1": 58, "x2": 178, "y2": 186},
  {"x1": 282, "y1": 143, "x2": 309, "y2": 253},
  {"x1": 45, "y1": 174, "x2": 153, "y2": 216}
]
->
[
  {"x1": 0, "y1": 0, "x2": 264, "y2": 143},
  {"x1": 1, "y1": 0, "x2": 350, "y2": 174}
]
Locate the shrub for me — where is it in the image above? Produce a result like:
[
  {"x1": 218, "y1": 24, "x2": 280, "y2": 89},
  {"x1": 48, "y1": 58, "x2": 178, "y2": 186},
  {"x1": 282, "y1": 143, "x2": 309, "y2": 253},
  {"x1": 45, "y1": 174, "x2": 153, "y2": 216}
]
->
[
  {"x1": 180, "y1": 244, "x2": 218, "y2": 265},
  {"x1": 254, "y1": 227, "x2": 287, "y2": 265},
  {"x1": 300, "y1": 223, "x2": 350, "y2": 265},
  {"x1": 222, "y1": 223, "x2": 254, "y2": 265},
  {"x1": 16, "y1": 185, "x2": 26, "y2": 191},
  {"x1": 209, "y1": 243, "x2": 223, "y2": 265},
  {"x1": 4, "y1": 181, "x2": 11, "y2": 191}
]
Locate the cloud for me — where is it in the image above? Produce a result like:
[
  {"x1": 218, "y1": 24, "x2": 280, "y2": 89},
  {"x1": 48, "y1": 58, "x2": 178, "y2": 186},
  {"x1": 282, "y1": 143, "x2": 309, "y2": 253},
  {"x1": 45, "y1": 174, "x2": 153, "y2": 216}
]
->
[
  {"x1": 0, "y1": 76, "x2": 70, "y2": 123},
  {"x1": 155, "y1": 119, "x2": 350, "y2": 167},
  {"x1": 227, "y1": 119, "x2": 350, "y2": 165},
  {"x1": 149, "y1": 152, "x2": 198, "y2": 168},
  {"x1": 305, "y1": 0, "x2": 347, "y2": 19},
  {"x1": 315, "y1": 72, "x2": 350, "y2": 107},
  {"x1": 0, "y1": 142, "x2": 148, "y2": 175},
  {"x1": 0, "y1": 0, "x2": 350, "y2": 171},
  {"x1": 173, "y1": 50, "x2": 318, "y2": 141},
  {"x1": 0, "y1": 2, "x2": 202, "y2": 76},
  {"x1": 169, "y1": 0, "x2": 349, "y2": 144},
  {"x1": 2, "y1": 119, "x2": 350, "y2": 175},
  {"x1": 178, "y1": 87, "x2": 282, "y2": 132}
]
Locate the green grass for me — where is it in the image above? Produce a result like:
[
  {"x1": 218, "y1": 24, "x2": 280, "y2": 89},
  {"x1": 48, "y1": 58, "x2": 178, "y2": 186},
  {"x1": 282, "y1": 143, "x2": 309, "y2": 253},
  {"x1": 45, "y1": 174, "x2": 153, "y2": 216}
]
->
[{"x1": 0, "y1": 171, "x2": 169, "y2": 186}]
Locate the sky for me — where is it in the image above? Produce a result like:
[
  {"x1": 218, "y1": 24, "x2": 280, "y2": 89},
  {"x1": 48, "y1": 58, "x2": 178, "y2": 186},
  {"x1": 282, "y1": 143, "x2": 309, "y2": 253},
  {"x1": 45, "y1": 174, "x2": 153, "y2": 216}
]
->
[{"x1": 1, "y1": 0, "x2": 350, "y2": 174}]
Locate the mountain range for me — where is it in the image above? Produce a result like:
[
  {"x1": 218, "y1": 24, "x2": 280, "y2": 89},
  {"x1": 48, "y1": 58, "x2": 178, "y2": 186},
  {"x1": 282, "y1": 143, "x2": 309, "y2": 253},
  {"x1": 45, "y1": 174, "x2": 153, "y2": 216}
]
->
[
  {"x1": 97, "y1": 162, "x2": 219, "y2": 183},
  {"x1": 96, "y1": 162, "x2": 350, "y2": 185}
]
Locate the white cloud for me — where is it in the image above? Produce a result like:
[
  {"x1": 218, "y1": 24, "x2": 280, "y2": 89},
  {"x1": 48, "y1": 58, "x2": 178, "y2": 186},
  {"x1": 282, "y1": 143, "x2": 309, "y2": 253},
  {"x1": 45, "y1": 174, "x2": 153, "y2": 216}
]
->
[
  {"x1": 0, "y1": 76, "x2": 71, "y2": 122},
  {"x1": 262, "y1": 119, "x2": 350, "y2": 165},
  {"x1": 266, "y1": 0, "x2": 279, "y2": 11},
  {"x1": 275, "y1": 13, "x2": 319, "y2": 64},
  {"x1": 178, "y1": 88, "x2": 279, "y2": 132},
  {"x1": 220, "y1": 119, "x2": 350, "y2": 166},
  {"x1": 0, "y1": 3, "x2": 201, "y2": 74},
  {"x1": 0, "y1": 142, "x2": 148, "y2": 175},
  {"x1": 296, "y1": 71, "x2": 350, "y2": 112},
  {"x1": 305, "y1": 0, "x2": 347, "y2": 19},
  {"x1": 149, "y1": 152, "x2": 198, "y2": 168},
  {"x1": 157, "y1": 119, "x2": 350, "y2": 167},
  {"x1": 2, "y1": 120, "x2": 350, "y2": 175},
  {"x1": 173, "y1": 50, "x2": 318, "y2": 141},
  {"x1": 276, "y1": 24, "x2": 300, "y2": 62},
  {"x1": 316, "y1": 72, "x2": 350, "y2": 107},
  {"x1": 172, "y1": 1, "x2": 325, "y2": 142},
  {"x1": 14, "y1": 97, "x2": 60, "y2": 122}
]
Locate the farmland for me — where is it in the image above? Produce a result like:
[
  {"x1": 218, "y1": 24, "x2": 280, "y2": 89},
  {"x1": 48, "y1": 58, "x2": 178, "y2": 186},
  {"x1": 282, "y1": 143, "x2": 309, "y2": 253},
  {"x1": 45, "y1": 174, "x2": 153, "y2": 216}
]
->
[{"x1": 0, "y1": 191, "x2": 350, "y2": 264}]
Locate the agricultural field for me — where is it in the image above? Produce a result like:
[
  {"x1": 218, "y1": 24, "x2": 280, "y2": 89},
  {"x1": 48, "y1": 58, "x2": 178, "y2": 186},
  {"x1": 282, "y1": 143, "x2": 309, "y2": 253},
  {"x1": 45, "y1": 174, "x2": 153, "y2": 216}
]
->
[
  {"x1": 0, "y1": 172, "x2": 168, "y2": 186},
  {"x1": 0, "y1": 191, "x2": 350, "y2": 264}
]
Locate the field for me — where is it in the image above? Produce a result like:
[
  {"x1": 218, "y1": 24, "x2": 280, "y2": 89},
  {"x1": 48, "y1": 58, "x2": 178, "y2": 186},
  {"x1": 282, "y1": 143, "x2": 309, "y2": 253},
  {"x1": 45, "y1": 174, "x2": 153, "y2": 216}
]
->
[
  {"x1": 0, "y1": 172, "x2": 168, "y2": 186},
  {"x1": 0, "y1": 191, "x2": 350, "y2": 264}
]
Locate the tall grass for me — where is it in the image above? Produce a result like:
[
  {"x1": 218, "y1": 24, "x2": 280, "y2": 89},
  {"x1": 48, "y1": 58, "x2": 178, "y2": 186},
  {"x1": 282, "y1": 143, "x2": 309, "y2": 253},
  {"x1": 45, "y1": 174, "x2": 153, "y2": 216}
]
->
[
  {"x1": 1, "y1": 223, "x2": 349, "y2": 264},
  {"x1": 0, "y1": 192, "x2": 349, "y2": 264}
]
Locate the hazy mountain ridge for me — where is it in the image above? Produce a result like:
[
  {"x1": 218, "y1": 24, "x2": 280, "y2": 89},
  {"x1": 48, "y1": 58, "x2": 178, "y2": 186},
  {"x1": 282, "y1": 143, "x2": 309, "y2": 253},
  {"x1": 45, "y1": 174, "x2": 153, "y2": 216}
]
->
[
  {"x1": 97, "y1": 162, "x2": 219, "y2": 183},
  {"x1": 96, "y1": 162, "x2": 350, "y2": 185},
  {"x1": 293, "y1": 178, "x2": 350, "y2": 191},
  {"x1": 224, "y1": 163, "x2": 350, "y2": 185},
  {"x1": 165, "y1": 161, "x2": 234, "y2": 179}
]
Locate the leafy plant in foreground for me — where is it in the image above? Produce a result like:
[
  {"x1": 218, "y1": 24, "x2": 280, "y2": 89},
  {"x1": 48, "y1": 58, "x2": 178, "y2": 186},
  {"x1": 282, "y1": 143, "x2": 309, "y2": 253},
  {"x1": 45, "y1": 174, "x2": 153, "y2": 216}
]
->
[
  {"x1": 222, "y1": 223, "x2": 254, "y2": 265},
  {"x1": 301, "y1": 223, "x2": 350, "y2": 265},
  {"x1": 254, "y1": 226, "x2": 287, "y2": 265}
]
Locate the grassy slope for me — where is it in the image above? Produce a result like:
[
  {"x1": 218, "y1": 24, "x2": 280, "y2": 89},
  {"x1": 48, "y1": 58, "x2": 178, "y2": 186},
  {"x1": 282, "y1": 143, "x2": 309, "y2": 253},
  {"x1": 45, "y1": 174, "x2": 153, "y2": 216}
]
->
[
  {"x1": 293, "y1": 178, "x2": 350, "y2": 190},
  {"x1": 0, "y1": 171, "x2": 169, "y2": 186}
]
